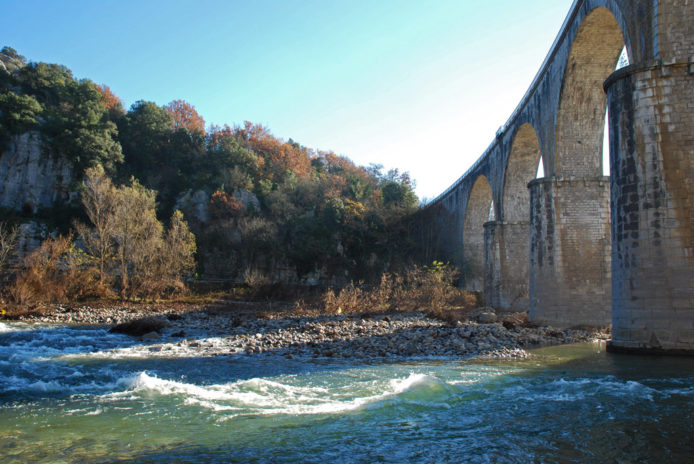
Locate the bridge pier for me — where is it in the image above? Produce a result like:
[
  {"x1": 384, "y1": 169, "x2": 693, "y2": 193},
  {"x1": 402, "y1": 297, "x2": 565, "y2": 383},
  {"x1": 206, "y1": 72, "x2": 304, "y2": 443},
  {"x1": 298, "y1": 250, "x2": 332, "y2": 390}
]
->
[
  {"x1": 606, "y1": 60, "x2": 694, "y2": 353},
  {"x1": 483, "y1": 221, "x2": 529, "y2": 311},
  {"x1": 424, "y1": 0, "x2": 693, "y2": 352},
  {"x1": 528, "y1": 177, "x2": 612, "y2": 327}
]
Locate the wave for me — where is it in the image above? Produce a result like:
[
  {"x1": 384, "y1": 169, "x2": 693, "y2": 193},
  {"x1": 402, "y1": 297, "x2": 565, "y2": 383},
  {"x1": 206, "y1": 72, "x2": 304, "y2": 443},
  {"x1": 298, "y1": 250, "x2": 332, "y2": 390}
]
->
[
  {"x1": 0, "y1": 368, "x2": 127, "y2": 396},
  {"x1": 109, "y1": 371, "x2": 458, "y2": 417},
  {"x1": 51, "y1": 336, "x2": 242, "y2": 362},
  {"x1": 0, "y1": 321, "x2": 37, "y2": 333},
  {"x1": 497, "y1": 376, "x2": 687, "y2": 403}
]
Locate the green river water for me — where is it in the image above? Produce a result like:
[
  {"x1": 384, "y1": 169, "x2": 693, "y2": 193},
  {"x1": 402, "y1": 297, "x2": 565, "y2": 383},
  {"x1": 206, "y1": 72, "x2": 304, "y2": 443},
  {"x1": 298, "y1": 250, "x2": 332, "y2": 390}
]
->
[{"x1": 1, "y1": 321, "x2": 693, "y2": 463}]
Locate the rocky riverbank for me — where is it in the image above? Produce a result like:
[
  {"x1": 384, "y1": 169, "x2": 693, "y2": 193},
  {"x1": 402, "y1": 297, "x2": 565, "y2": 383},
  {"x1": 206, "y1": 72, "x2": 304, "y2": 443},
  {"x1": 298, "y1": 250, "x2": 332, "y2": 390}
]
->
[{"x1": 13, "y1": 302, "x2": 610, "y2": 361}]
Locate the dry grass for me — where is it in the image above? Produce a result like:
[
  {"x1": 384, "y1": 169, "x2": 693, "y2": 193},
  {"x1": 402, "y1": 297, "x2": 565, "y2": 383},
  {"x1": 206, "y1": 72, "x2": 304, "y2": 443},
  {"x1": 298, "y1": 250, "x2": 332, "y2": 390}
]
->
[
  {"x1": 1, "y1": 256, "x2": 480, "y2": 322},
  {"x1": 306, "y1": 262, "x2": 479, "y2": 317}
]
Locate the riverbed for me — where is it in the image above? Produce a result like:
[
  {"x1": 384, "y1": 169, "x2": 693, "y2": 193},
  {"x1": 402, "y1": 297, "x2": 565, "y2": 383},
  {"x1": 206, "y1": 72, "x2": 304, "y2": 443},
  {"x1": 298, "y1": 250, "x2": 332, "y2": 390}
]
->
[{"x1": 1, "y1": 320, "x2": 693, "y2": 463}]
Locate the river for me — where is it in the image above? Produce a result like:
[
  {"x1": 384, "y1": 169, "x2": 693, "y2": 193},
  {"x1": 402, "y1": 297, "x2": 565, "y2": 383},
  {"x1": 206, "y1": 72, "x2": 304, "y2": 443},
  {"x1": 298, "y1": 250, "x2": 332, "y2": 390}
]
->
[{"x1": 1, "y1": 321, "x2": 693, "y2": 463}]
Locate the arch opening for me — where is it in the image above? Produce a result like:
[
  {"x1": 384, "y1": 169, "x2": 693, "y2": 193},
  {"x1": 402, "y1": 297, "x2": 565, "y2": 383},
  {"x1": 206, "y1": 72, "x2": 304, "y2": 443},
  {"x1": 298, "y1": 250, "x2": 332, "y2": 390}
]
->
[
  {"x1": 463, "y1": 175, "x2": 493, "y2": 291},
  {"x1": 602, "y1": 46, "x2": 630, "y2": 176},
  {"x1": 555, "y1": 7, "x2": 627, "y2": 177},
  {"x1": 536, "y1": 158, "x2": 545, "y2": 179},
  {"x1": 503, "y1": 123, "x2": 542, "y2": 222}
]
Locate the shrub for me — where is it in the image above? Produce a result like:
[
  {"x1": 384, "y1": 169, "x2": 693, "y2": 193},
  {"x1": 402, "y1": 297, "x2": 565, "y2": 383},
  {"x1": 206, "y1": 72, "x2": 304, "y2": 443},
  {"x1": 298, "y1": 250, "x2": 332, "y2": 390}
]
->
[
  {"x1": 6, "y1": 236, "x2": 108, "y2": 308},
  {"x1": 315, "y1": 262, "x2": 478, "y2": 316},
  {"x1": 0, "y1": 222, "x2": 19, "y2": 276},
  {"x1": 321, "y1": 283, "x2": 364, "y2": 314}
]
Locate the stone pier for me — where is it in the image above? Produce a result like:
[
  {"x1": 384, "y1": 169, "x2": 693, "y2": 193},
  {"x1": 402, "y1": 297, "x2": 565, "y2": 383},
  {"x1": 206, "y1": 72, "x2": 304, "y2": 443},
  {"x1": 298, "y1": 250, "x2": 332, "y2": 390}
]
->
[
  {"x1": 484, "y1": 221, "x2": 530, "y2": 311},
  {"x1": 528, "y1": 177, "x2": 611, "y2": 327}
]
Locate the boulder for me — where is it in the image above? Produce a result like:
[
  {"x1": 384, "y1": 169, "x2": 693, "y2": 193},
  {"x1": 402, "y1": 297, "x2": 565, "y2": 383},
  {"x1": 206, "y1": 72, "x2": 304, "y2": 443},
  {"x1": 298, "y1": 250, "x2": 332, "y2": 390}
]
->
[
  {"x1": 477, "y1": 312, "x2": 498, "y2": 324},
  {"x1": 502, "y1": 311, "x2": 529, "y2": 330},
  {"x1": 109, "y1": 317, "x2": 170, "y2": 337}
]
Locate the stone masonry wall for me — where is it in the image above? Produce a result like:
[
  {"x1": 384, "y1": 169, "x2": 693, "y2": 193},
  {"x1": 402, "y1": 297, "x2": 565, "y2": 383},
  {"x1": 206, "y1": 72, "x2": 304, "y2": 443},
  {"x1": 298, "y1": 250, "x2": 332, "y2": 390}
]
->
[
  {"x1": 529, "y1": 177, "x2": 612, "y2": 327},
  {"x1": 484, "y1": 221, "x2": 530, "y2": 311},
  {"x1": 607, "y1": 61, "x2": 694, "y2": 351}
]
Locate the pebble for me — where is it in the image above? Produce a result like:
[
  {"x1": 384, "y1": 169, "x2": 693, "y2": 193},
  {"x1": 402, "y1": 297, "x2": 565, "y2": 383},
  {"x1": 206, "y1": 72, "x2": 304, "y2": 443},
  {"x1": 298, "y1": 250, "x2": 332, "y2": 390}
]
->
[{"x1": 16, "y1": 304, "x2": 610, "y2": 361}]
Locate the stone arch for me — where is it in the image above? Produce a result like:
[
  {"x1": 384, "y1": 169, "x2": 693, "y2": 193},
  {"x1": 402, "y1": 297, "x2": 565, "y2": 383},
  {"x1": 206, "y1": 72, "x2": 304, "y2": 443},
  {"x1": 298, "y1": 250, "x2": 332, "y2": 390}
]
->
[
  {"x1": 463, "y1": 175, "x2": 493, "y2": 291},
  {"x1": 554, "y1": 6, "x2": 626, "y2": 177},
  {"x1": 503, "y1": 123, "x2": 542, "y2": 222}
]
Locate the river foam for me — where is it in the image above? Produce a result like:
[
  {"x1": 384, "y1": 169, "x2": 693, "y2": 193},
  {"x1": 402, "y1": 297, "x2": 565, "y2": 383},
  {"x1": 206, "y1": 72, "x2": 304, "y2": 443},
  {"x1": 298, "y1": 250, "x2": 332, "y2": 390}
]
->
[
  {"x1": 107, "y1": 370, "x2": 458, "y2": 418},
  {"x1": 2, "y1": 324, "x2": 693, "y2": 464}
]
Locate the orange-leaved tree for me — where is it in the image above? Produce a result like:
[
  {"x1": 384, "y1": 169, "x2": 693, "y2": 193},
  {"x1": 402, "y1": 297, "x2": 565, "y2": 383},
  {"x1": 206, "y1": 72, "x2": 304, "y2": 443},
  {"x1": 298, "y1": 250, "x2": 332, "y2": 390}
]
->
[
  {"x1": 164, "y1": 99, "x2": 206, "y2": 134},
  {"x1": 234, "y1": 121, "x2": 312, "y2": 180},
  {"x1": 94, "y1": 84, "x2": 124, "y2": 119},
  {"x1": 209, "y1": 191, "x2": 246, "y2": 219}
]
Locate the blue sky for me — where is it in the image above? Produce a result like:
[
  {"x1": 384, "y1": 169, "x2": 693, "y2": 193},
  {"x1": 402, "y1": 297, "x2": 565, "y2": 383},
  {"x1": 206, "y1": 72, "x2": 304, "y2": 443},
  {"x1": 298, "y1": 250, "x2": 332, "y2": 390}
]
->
[{"x1": 2, "y1": 0, "x2": 573, "y2": 199}]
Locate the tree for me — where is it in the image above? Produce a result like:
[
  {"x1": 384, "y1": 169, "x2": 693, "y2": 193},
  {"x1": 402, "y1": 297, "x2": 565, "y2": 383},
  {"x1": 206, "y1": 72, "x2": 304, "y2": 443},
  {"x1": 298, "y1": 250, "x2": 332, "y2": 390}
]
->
[
  {"x1": 76, "y1": 166, "x2": 117, "y2": 283},
  {"x1": 119, "y1": 100, "x2": 209, "y2": 215},
  {"x1": 209, "y1": 191, "x2": 245, "y2": 219},
  {"x1": 0, "y1": 91, "x2": 41, "y2": 133},
  {"x1": 77, "y1": 168, "x2": 196, "y2": 299},
  {"x1": 117, "y1": 100, "x2": 173, "y2": 183},
  {"x1": 94, "y1": 84, "x2": 124, "y2": 120},
  {"x1": 111, "y1": 177, "x2": 162, "y2": 298},
  {"x1": 234, "y1": 121, "x2": 312, "y2": 181},
  {"x1": 1, "y1": 60, "x2": 124, "y2": 173},
  {"x1": 207, "y1": 124, "x2": 263, "y2": 183},
  {"x1": 164, "y1": 99, "x2": 205, "y2": 134},
  {"x1": 0, "y1": 222, "x2": 19, "y2": 276},
  {"x1": 161, "y1": 210, "x2": 196, "y2": 283},
  {"x1": 0, "y1": 91, "x2": 42, "y2": 150},
  {"x1": 16, "y1": 62, "x2": 73, "y2": 107},
  {"x1": 380, "y1": 169, "x2": 418, "y2": 210}
]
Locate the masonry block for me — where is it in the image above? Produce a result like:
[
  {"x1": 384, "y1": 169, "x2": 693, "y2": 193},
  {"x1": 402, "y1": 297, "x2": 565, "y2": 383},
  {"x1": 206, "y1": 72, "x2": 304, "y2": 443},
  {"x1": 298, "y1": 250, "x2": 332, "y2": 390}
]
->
[
  {"x1": 528, "y1": 177, "x2": 612, "y2": 327},
  {"x1": 606, "y1": 61, "x2": 694, "y2": 352},
  {"x1": 484, "y1": 221, "x2": 530, "y2": 311}
]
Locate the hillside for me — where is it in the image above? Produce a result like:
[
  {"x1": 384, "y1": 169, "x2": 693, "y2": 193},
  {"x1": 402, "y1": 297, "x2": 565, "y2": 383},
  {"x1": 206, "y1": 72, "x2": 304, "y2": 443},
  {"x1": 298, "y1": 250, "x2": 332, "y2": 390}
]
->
[{"x1": 0, "y1": 46, "x2": 421, "y2": 285}]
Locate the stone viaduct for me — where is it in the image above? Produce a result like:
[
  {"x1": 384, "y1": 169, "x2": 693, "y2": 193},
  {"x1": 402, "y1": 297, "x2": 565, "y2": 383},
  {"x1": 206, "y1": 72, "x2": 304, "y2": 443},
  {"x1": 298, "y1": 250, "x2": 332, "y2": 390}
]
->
[{"x1": 422, "y1": 0, "x2": 694, "y2": 353}]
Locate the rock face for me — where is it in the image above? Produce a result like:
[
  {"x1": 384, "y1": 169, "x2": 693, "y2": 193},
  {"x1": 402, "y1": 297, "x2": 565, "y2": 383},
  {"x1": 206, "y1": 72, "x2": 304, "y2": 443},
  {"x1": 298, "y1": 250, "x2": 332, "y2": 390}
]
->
[
  {"x1": 175, "y1": 189, "x2": 210, "y2": 223},
  {"x1": 0, "y1": 132, "x2": 75, "y2": 213},
  {"x1": 11, "y1": 222, "x2": 49, "y2": 263},
  {"x1": 233, "y1": 189, "x2": 260, "y2": 212},
  {"x1": 0, "y1": 48, "x2": 26, "y2": 74}
]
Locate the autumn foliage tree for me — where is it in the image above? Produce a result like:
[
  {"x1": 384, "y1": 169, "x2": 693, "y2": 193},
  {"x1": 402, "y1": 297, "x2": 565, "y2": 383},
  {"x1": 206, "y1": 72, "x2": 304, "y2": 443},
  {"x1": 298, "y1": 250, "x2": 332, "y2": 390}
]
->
[
  {"x1": 94, "y1": 83, "x2": 124, "y2": 120},
  {"x1": 164, "y1": 99, "x2": 205, "y2": 134},
  {"x1": 209, "y1": 191, "x2": 245, "y2": 219},
  {"x1": 234, "y1": 121, "x2": 312, "y2": 181},
  {"x1": 75, "y1": 166, "x2": 117, "y2": 284},
  {"x1": 76, "y1": 168, "x2": 196, "y2": 299},
  {"x1": 2, "y1": 47, "x2": 424, "y2": 290}
]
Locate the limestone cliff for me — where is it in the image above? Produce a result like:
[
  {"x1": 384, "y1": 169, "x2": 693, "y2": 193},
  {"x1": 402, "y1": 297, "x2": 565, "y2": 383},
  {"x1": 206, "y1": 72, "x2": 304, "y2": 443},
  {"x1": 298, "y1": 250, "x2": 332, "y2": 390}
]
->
[
  {"x1": 0, "y1": 47, "x2": 26, "y2": 75},
  {"x1": 0, "y1": 132, "x2": 75, "y2": 213}
]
